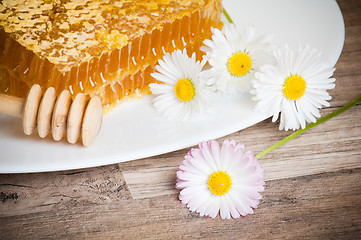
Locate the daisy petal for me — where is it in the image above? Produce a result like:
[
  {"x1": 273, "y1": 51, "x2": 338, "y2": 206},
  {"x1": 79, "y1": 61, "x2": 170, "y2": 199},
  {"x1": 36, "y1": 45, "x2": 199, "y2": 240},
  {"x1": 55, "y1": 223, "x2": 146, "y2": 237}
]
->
[
  {"x1": 202, "y1": 23, "x2": 273, "y2": 94},
  {"x1": 252, "y1": 44, "x2": 335, "y2": 131},
  {"x1": 150, "y1": 49, "x2": 213, "y2": 120},
  {"x1": 176, "y1": 140, "x2": 265, "y2": 219}
]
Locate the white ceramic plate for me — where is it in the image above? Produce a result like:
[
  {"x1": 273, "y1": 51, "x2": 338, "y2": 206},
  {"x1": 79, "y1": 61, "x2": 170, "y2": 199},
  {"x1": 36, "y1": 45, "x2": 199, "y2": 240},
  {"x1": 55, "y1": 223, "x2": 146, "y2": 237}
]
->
[{"x1": 0, "y1": 0, "x2": 344, "y2": 173}]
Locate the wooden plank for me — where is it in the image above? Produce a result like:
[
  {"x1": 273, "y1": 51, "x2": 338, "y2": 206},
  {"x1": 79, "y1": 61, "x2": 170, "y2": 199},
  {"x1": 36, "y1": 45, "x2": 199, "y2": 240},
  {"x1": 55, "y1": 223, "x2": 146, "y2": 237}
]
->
[
  {"x1": 123, "y1": 105, "x2": 361, "y2": 199},
  {"x1": 0, "y1": 165, "x2": 131, "y2": 216},
  {"x1": 1, "y1": 169, "x2": 360, "y2": 239}
]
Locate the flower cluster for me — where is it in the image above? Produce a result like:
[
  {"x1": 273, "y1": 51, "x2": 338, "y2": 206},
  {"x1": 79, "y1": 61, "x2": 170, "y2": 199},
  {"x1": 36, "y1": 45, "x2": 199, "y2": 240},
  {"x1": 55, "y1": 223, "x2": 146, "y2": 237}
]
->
[
  {"x1": 150, "y1": 23, "x2": 335, "y2": 131},
  {"x1": 149, "y1": 22, "x2": 337, "y2": 219}
]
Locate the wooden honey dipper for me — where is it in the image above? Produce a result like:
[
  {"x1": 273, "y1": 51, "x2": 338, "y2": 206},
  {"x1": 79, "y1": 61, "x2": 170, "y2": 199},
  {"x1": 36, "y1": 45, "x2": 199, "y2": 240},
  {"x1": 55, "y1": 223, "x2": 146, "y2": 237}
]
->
[{"x1": 0, "y1": 84, "x2": 103, "y2": 147}]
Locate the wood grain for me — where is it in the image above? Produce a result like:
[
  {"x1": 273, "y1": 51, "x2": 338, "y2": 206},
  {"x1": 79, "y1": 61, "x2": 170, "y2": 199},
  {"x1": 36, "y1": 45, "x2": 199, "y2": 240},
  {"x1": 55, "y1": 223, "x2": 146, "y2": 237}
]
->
[
  {"x1": 1, "y1": 0, "x2": 361, "y2": 239},
  {"x1": 123, "y1": 105, "x2": 361, "y2": 199}
]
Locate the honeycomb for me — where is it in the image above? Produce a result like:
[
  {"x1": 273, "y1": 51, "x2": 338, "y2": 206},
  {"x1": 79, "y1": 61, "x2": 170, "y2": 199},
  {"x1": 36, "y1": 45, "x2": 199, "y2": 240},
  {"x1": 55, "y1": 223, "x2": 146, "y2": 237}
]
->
[{"x1": 0, "y1": 0, "x2": 223, "y2": 112}]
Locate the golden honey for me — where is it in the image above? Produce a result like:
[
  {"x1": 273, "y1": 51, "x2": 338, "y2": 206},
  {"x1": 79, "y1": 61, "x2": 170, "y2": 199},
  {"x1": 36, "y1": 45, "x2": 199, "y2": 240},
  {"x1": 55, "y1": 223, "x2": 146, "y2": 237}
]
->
[{"x1": 0, "y1": 0, "x2": 223, "y2": 111}]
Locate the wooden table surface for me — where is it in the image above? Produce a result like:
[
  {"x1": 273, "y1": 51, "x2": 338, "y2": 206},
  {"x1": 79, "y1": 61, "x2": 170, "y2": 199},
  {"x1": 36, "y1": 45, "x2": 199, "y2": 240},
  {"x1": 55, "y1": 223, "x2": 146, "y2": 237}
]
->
[{"x1": 1, "y1": 0, "x2": 360, "y2": 239}]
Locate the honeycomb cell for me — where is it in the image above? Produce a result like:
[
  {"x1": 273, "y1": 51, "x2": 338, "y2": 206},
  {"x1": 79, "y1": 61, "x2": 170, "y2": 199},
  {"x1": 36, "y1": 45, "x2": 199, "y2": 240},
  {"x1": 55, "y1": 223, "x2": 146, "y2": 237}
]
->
[{"x1": 0, "y1": 0, "x2": 223, "y2": 112}]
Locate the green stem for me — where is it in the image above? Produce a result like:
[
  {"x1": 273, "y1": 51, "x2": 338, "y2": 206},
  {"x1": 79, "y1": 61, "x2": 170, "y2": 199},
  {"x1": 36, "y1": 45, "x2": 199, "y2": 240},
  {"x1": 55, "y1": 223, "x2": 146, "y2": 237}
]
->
[
  {"x1": 256, "y1": 95, "x2": 361, "y2": 159},
  {"x1": 222, "y1": 6, "x2": 359, "y2": 159},
  {"x1": 223, "y1": 8, "x2": 233, "y2": 23}
]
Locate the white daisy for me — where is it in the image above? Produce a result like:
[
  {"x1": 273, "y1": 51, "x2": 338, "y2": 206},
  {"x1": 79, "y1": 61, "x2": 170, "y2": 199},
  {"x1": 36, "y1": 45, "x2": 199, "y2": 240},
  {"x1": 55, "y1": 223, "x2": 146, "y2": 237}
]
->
[
  {"x1": 201, "y1": 23, "x2": 273, "y2": 94},
  {"x1": 149, "y1": 49, "x2": 212, "y2": 120},
  {"x1": 176, "y1": 139, "x2": 265, "y2": 219},
  {"x1": 252, "y1": 44, "x2": 336, "y2": 131}
]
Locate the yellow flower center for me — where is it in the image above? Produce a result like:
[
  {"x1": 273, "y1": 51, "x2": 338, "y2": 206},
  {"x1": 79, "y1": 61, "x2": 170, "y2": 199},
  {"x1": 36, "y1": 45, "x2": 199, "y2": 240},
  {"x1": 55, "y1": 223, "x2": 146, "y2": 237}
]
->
[
  {"x1": 283, "y1": 75, "x2": 307, "y2": 100},
  {"x1": 174, "y1": 78, "x2": 196, "y2": 102},
  {"x1": 208, "y1": 171, "x2": 232, "y2": 196},
  {"x1": 227, "y1": 52, "x2": 252, "y2": 77}
]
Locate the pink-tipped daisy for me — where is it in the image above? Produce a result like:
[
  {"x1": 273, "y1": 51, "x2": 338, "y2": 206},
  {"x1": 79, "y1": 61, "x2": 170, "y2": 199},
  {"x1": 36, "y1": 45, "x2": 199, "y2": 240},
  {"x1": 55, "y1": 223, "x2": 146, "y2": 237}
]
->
[
  {"x1": 252, "y1": 44, "x2": 336, "y2": 131},
  {"x1": 176, "y1": 139, "x2": 265, "y2": 219}
]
